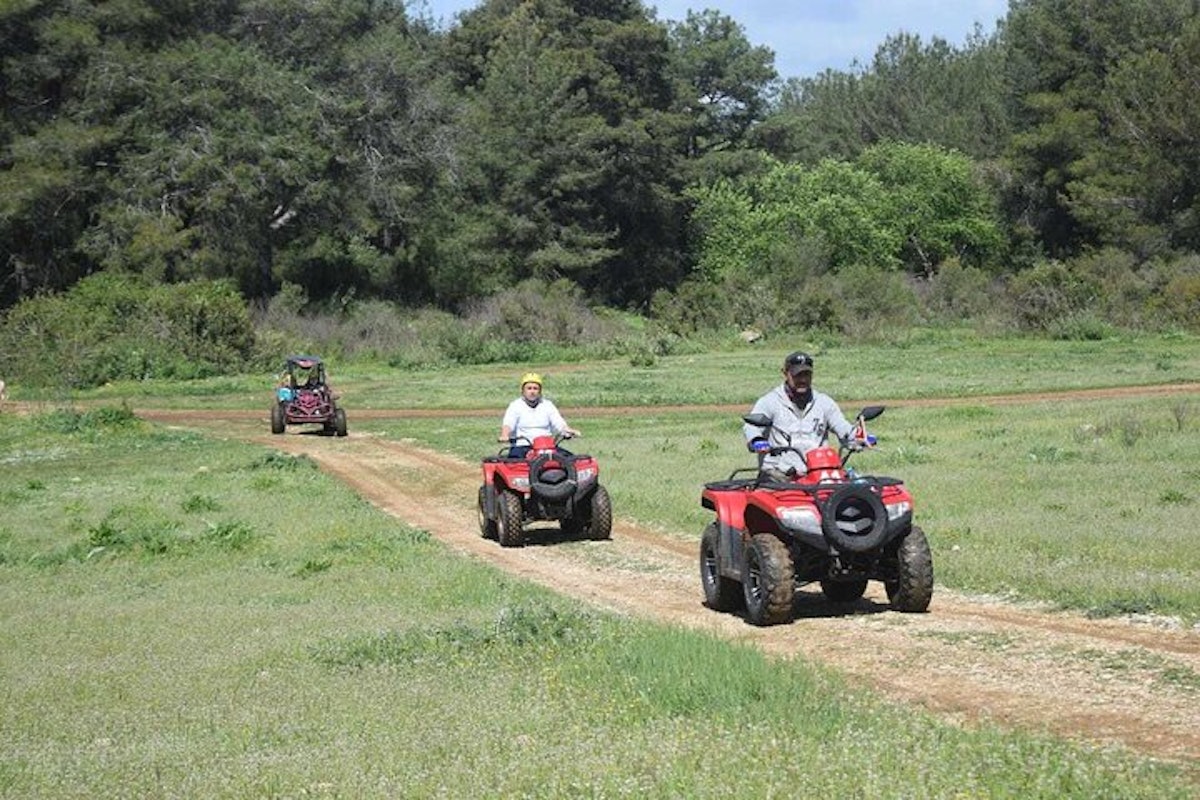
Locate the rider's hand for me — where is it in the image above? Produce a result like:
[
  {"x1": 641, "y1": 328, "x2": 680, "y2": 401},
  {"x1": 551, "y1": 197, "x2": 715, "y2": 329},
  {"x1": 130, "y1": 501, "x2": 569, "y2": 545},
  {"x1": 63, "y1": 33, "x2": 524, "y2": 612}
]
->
[
  {"x1": 845, "y1": 438, "x2": 866, "y2": 452},
  {"x1": 749, "y1": 438, "x2": 770, "y2": 453}
]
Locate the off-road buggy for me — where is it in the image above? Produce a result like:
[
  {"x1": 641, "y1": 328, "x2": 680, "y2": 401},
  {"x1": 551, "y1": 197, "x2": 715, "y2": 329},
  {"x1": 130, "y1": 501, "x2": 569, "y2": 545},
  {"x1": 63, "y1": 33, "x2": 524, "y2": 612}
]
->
[
  {"x1": 478, "y1": 433, "x2": 612, "y2": 547},
  {"x1": 699, "y1": 406, "x2": 933, "y2": 625},
  {"x1": 270, "y1": 355, "x2": 347, "y2": 437}
]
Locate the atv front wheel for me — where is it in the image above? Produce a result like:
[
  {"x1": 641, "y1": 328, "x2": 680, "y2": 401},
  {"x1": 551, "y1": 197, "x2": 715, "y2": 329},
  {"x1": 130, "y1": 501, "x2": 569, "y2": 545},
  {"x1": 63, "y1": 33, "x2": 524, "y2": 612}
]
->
[
  {"x1": 885, "y1": 526, "x2": 933, "y2": 612},
  {"x1": 820, "y1": 577, "x2": 868, "y2": 603},
  {"x1": 700, "y1": 523, "x2": 742, "y2": 612},
  {"x1": 270, "y1": 403, "x2": 285, "y2": 435},
  {"x1": 496, "y1": 490, "x2": 525, "y2": 548},
  {"x1": 743, "y1": 534, "x2": 794, "y2": 625},
  {"x1": 478, "y1": 486, "x2": 498, "y2": 540}
]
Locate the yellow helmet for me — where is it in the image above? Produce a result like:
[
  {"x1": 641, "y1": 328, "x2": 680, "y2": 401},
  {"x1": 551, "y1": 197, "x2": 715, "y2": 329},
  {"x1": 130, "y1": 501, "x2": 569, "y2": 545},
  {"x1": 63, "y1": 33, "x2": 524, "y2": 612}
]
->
[{"x1": 520, "y1": 372, "x2": 543, "y2": 388}]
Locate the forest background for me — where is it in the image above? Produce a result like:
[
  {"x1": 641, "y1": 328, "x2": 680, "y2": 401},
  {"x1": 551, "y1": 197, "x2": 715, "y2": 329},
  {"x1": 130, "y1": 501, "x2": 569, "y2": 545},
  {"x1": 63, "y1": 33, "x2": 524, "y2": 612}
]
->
[{"x1": 2, "y1": 0, "x2": 1200, "y2": 389}]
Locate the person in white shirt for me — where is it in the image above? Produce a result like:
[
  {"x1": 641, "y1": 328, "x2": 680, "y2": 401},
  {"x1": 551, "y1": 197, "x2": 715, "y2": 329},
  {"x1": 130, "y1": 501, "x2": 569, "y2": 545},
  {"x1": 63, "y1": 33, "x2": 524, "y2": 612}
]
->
[{"x1": 499, "y1": 372, "x2": 580, "y2": 457}]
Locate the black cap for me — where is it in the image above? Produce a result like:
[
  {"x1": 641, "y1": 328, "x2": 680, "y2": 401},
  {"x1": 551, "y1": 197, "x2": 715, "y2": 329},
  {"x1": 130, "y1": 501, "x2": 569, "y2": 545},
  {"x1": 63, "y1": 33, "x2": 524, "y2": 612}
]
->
[{"x1": 784, "y1": 351, "x2": 814, "y2": 375}]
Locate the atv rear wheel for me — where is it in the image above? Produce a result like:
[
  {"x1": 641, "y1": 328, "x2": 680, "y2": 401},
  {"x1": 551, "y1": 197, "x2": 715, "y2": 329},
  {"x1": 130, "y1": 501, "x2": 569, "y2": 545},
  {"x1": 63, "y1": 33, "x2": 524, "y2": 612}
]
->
[
  {"x1": 820, "y1": 577, "x2": 868, "y2": 603},
  {"x1": 885, "y1": 525, "x2": 933, "y2": 612},
  {"x1": 477, "y1": 486, "x2": 498, "y2": 540},
  {"x1": 334, "y1": 407, "x2": 348, "y2": 437},
  {"x1": 743, "y1": 534, "x2": 795, "y2": 626},
  {"x1": 700, "y1": 523, "x2": 742, "y2": 612},
  {"x1": 584, "y1": 485, "x2": 612, "y2": 540},
  {"x1": 270, "y1": 403, "x2": 285, "y2": 435},
  {"x1": 496, "y1": 490, "x2": 525, "y2": 548}
]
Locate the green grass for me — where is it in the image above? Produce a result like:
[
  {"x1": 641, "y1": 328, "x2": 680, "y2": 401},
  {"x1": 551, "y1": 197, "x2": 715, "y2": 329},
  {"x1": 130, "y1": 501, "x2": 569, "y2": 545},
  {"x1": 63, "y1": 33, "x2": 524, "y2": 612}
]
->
[
  {"x1": 1, "y1": 408, "x2": 1195, "y2": 797},
  {"x1": 367, "y1": 392, "x2": 1200, "y2": 623},
  {"x1": 48, "y1": 330, "x2": 1200, "y2": 411}
]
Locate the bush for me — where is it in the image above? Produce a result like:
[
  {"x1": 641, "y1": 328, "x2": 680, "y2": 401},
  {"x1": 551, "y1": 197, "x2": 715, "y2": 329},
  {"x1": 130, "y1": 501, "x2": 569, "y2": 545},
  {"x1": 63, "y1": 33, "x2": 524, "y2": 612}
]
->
[
  {"x1": 1007, "y1": 259, "x2": 1102, "y2": 331},
  {"x1": 0, "y1": 274, "x2": 257, "y2": 389}
]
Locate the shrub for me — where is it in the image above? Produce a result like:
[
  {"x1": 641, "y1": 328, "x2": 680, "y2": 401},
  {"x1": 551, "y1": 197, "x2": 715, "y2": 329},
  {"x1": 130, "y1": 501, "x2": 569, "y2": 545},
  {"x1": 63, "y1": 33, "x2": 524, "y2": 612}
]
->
[{"x1": 0, "y1": 274, "x2": 256, "y2": 388}]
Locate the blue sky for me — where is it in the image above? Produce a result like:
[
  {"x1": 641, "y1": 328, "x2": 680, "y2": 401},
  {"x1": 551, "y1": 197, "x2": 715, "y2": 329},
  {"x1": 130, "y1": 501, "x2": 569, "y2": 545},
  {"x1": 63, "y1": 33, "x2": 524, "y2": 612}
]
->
[{"x1": 411, "y1": 0, "x2": 1011, "y2": 80}]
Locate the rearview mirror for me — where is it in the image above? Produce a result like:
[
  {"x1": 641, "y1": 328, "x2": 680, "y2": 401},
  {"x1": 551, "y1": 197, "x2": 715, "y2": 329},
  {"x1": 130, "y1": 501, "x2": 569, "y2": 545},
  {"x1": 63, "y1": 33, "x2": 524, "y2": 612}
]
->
[{"x1": 857, "y1": 405, "x2": 885, "y2": 421}]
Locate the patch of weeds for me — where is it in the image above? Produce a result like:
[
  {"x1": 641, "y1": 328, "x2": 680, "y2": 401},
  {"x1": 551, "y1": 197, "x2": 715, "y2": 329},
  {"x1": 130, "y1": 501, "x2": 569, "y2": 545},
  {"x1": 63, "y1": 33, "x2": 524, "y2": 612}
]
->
[
  {"x1": 914, "y1": 630, "x2": 1018, "y2": 652},
  {"x1": 697, "y1": 438, "x2": 718, "y2": 454},
  {"x1": 78, "y1": 516, "x2": 181, "y2": 559},
  {"x1": 293, "y1": 558, "x2": 333, "y2": 578},
  {"x1": 181, "y1": 494, "x2": 221, "y2": 513},
  {"x1": 945, "y1": 406, "x2": 996, "y2": 421},
  {"x1": 1027, "y1": 445, "x2": 1079, "y2": 463},
  {"x1": 26, "y1": 479, "x2": 45, "y2": 490},
  {"x1": 197, "y1": 521, "x2": 260, "y2": 552},
  {"x1": 658, "y1": 438, "x2": 679, "y2": 453},
  {"x1": 1170, "y1": 401, "x2": 1194, "y2": 432},
  {"x1": 1043, "y1": 502, "x2": 1067, "y2": 512},
  {"x1": 973, "y1": 426, "x2": 1009, "y2": 440},
  {"x1": 33, "y1": 405, "x2": 140, "y2": 434},
  {"x1": 1096, "y1": 415, "x2": 1144, "y2": 448},
  {"x1": 1085, "y1": 597, "x2": 1159, "y2": 619},
  {"x1": 1158, "y1": 489, "x2": 1191, "y2": 505},
  {"x1": 1157, "y1": 665, "x2": 1200, "y2": 693},
  {"x1": 887, "y1": 447, "x2": 931, "y2": 466},
  {"x1": 247, "y1": 452, "x2": 317, "y2": 471},
  {"x1": 312, "y1": 604, "x2": 601, "y2": 670}
]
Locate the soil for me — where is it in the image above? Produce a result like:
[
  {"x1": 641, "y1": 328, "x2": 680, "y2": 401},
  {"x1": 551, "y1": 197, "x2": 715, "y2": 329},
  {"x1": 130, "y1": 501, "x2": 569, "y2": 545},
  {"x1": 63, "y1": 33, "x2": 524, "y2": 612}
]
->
[{"x1": 117, "y1": 385, "x2": 1200, "y2": 776}]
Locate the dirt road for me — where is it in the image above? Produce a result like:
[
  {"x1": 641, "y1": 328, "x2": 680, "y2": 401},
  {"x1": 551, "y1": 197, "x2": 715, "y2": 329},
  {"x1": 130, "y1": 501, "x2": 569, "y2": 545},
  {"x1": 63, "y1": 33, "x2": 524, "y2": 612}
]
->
[{"x1": 136, "y1": 401, "x2": 1200, "y2": 774}]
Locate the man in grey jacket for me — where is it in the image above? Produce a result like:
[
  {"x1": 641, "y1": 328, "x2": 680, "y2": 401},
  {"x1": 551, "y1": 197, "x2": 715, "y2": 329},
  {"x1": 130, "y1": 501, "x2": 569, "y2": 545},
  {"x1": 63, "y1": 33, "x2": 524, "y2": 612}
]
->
[{"x1": 743, "y1": 351, "x2": 862, "y2": 482}]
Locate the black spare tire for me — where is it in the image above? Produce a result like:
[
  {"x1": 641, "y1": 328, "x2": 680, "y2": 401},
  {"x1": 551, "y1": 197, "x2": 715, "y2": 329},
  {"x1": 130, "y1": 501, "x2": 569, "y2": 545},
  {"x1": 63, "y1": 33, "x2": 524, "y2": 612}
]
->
[{"x1": 821, "y1": 484, "x2": 888, "y2": 553}]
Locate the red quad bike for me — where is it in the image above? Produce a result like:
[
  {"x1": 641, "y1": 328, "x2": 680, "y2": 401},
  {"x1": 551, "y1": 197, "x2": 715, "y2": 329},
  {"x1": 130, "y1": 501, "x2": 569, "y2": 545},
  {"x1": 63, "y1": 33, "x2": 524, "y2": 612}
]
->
[
  {"x1": 699, "y1": 406, "x2": 933, "y2": 626},
  {"x1": 478, "y1": 433, "x2": 612, "y2": 547},
  {"x1": 270, "y1": 355, "x2": 348, "y2": 437}
]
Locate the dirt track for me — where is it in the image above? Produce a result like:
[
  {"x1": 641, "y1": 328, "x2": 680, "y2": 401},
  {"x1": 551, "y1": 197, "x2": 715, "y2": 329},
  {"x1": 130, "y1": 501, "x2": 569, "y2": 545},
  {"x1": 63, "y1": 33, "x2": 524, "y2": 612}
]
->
[{"x1": 134, "y1": 391, "x2": 1200, "y2": 775}]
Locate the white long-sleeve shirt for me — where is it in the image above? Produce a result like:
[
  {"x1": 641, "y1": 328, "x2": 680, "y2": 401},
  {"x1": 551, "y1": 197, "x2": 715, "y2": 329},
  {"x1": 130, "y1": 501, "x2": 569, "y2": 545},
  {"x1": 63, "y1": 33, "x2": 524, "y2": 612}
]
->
[
  {"x1": 743, "y1": 384, "x2": 855, "y2": 475},
  {"x1": 501, "y1": 397, "x2": 569, "y2": 443}
]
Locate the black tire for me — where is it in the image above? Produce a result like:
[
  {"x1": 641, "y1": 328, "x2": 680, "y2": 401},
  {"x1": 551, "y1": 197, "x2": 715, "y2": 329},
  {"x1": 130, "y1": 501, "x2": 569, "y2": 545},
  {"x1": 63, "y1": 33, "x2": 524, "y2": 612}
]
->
[
  {"x1": 743, "y1": 534, "x2": 795, "y2": 626},
  {"x1": 584, "y1": 485, "x2": 613, "y2": 540},
  {"x1": 496, "y1": 490, "x2": 525, "y2": 548},
  {"x1": 700, "y1": 523, "x2": 742, "y2": 612},
  {"x1": 334, "y1": 407, "x2": 348, "y2": 437},
  {"x1": 270, "y1": 403, "x2": 285, "y2": 435},
  {"x1": 820, "y1": 577, "x2": 868, "y2": 603},
  {"x1": 478, "y1": 486, "x2": 498, "y2": 540},
  {"x1": 821, "y1": 484, "x2": 888, "y2": 553},
  {"x1": 885, "y1": 526, "x2": 934, "y2": 612}
]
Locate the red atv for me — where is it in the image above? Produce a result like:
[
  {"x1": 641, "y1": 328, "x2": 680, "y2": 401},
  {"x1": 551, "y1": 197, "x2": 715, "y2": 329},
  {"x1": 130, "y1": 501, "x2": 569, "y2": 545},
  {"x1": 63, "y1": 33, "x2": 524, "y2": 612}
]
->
[
  {"x1": 699, "y1": 406, "x2": 932, "y2": 626},
  {"x1": 478, "y1": 433, "x2": 612, "y2": 547},
  {"x1": 270, "y1": 355, "x2": 347, "y2": 437}
]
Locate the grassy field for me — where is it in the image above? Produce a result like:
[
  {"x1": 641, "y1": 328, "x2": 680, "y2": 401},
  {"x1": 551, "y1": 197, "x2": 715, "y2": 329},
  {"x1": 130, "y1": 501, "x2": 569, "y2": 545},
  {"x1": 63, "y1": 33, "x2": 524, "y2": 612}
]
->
[
  {"x1": 371, "y1": 389, "x2": 1200, "y2": 623},
  {"x1": 1, "y1": 407, "x2": 1196, "y2": 797},
  {"x1": 47, "y1": 329, "x2": 1200, "y2": 411}
]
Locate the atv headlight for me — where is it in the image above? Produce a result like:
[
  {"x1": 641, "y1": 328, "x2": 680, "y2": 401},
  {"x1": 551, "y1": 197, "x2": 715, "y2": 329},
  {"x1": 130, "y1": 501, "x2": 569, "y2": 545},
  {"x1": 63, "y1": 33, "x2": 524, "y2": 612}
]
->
[
  {"x1": 576, "y1": 467, "x2": 596, "y2": 483},
  {"x1": 779, "y1": 506, "x2": 821, "y2": 535},
  {"x1": 512, "y1": 477, "x2": 530, "y2": 489},
  {"x1": 886, "y1": 501, "x2": 911, "y2": 521}
]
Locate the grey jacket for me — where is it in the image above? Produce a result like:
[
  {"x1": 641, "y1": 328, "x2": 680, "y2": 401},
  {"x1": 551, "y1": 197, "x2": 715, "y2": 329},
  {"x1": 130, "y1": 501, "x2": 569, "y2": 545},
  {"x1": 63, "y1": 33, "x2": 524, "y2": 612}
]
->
[{"x1": 743, "y1": 384, "x2": 856, "y2": 476}]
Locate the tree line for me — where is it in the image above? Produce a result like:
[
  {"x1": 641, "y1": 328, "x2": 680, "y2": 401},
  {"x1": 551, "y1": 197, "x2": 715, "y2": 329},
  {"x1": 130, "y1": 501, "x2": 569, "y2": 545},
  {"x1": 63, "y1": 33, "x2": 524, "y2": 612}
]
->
[{"x1": 1, "y1": 0, "x2": 1198, "y2": 334}]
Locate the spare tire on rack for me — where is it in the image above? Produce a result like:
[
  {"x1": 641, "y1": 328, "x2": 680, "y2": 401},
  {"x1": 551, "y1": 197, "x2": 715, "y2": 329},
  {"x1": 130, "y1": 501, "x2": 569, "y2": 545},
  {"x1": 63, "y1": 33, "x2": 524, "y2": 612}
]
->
[{"x1": 820, "y1": 484, "x2": 888, "y2": 553}]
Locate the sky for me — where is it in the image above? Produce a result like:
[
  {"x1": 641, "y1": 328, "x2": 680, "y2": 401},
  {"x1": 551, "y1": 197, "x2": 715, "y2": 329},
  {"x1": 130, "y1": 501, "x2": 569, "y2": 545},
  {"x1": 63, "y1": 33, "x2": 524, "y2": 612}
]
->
[{"x1": 412, "y1": 0, "x2": 1012, "y2": 81}]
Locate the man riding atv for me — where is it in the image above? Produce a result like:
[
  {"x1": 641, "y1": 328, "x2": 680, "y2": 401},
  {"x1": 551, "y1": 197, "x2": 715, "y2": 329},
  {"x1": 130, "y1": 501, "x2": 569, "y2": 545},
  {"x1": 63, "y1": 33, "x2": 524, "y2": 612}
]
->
[
  {"x1": 745, "y1": 351, "x2": 864, "y2": 481},
  {"x1": 499, "y1": 372, "x2": 580, "y2": 457}
]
